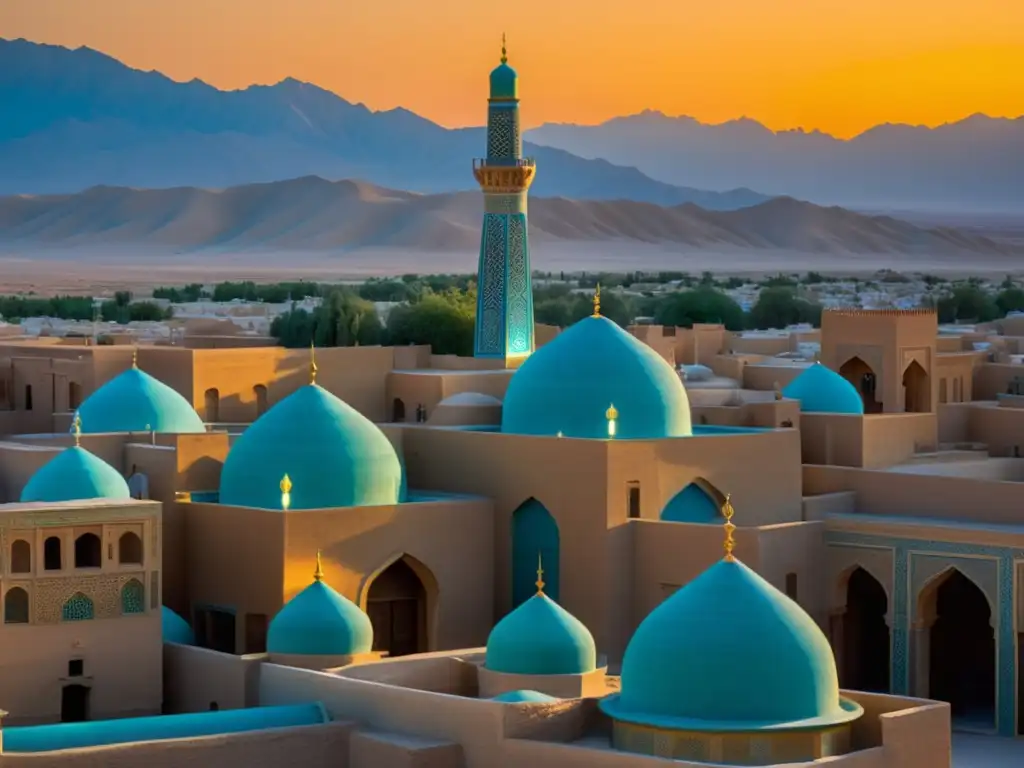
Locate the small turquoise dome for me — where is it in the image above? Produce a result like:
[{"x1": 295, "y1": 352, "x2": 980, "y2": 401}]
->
[
  {"x1": 491, "y1": 690, "x2": 559, "y2": 704},
  {"x1": 267, "y1": 576, "x2": 373, "y2": 656},
  {"x1": 502, "y1": 316, "x2": 692, "y2": 439},
  {"x1": 162, "y1": 607, "x2": 195, "y2": 645},
  {"x1": 600, "y1": 558, "x2": 861, "y2": 731},
  {"x1": 219, "y1": 384, "x2": 403, "y2": 510},
  {"x1": 20, "y1": 446, "x2": 131, "y2": 503},
  {"x1": 782, "y1": 363, "x2": 865, "y2": 415},
  {"x1": 660, "y1": 483, "x2": 721, "y2": 523},
  {"x1": 485, "y1": 592, "x2": 596, "y2": 675},
  {"x1": 490, "y1": 61, "x2": 518, "y2": 100},
  {"x1": 78, "y1": 367, "x2": 205, "y2": 434}
]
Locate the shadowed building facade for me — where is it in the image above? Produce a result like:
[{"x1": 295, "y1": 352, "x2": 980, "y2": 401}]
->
[{"x1": 472, "y1": 37, "x2": 536, "y2": 364}]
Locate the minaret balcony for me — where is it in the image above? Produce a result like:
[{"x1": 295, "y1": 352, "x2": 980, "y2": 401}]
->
[{"x1": 472, "y1": 158, "x2": 537, "y2": 193}]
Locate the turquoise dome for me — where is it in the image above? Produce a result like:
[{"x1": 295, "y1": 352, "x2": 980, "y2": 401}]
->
[
  {"x1": 20, "y1": 446, "x2": 131, "y2": 503},
  {"x1": 660, "y1": 483, "x2": 721, "y2": 523},
  {"x1": 491, "y1": 690, "x2": 559, "y2": 704},
  {"x1": 267, "y1": 577, "x2": 373, "y2": 656},
  {"x1": 490, "y1": 61, "x2": 518, "y2": 100},
  {"x1": 600, "y1": 558, "x2": 862, "y2": 731},
  {"x1": 502, "y1": 316, "x2": 692, "y2": 439},
  {"x1": 782, "y1": 363, "x2": 865, "y2": 415},
  {"x1": 485, "y1": 592, "x2": 597, "y2": 675},
  {"x1": 219, "y1": 384, "x2": 404, "y2": 510},
  {"x1": 78, "y1": 367, "x2": 205, "y2": 434},
  {"x1": 162, "y1": 606, "x2": 195, "y2": 645}
]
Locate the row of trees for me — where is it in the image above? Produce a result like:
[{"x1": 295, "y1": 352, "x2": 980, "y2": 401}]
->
[{"x1": 0, "y1": 291, "x2": 170, "y2": 323}]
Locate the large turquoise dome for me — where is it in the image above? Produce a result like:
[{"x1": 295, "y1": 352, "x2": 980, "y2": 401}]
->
[
  {"x1": 600, "y1": 558, "x2": 861, "y2": 731},
  {"x1": 219, "y1": 384, "x2": 403, "y2": 510},
  {"x1": 162, "y1": 607, "x2": 195, "y2": 645},
  {"x1": 267, "y1": 573, "x2": 373, "y2": 656},
  {"x1": 782, "y1": 363, "x2": 865, "y2": 415},
  {"x1": 485, "y1": 592, "x2": 596, "y2": 675},
  {"x1": 78, "y1": 367, "x2": 205, "y2": 434},
  {"x1": 20, "y1": 446, "x2": 131, "y2": 503},
  {"x1": 502, "y1": 316, "x2": 692, "y2": 439}
]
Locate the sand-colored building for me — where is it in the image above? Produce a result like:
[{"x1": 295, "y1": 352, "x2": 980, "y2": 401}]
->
[{"x1": 10, "y1": 42, "x2": 1024, "y2": 767}]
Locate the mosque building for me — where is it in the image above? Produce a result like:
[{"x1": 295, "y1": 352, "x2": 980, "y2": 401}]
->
[{"x1": 10, "y1": 37, "x2": 1024, "y2": 767}]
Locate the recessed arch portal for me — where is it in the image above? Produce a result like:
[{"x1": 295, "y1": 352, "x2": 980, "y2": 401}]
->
[
  {"x1": 920, "y1": 568, "x2": 996, "y2": 728},
  {"x1": 839, "y1": 356, "x2": 881, "y2": 413},
  {"x1": 840, "y1": 567, "x2": 890, "y2": 693},
  {"x1": 362, "y1": 553, "x2": 437, "y2": 658},
  {"x1": 902, "y1": 360, "x2": 930, "y2": 413},
  {"x1": 660, "y1": 478, "x2": 724, "y2": 523},
  {"x1": 511, "y1": 498, "x2": 560, "y2": 608}
]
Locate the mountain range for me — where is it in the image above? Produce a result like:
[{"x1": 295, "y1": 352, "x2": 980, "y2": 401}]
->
[
  {"x1": 0, "y1": 177, "x2": 1015, "y2": 256},
  {"x1": 0, "y1": 38, "x2": 766, "y2": 210},
  {"x1": 527, "y1": 111, "x2": 1024, "y2": 211}
]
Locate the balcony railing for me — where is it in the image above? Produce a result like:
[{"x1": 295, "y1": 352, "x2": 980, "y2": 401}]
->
[{"x1": 473, "y1": 157, "x2": 536, "y2": 170}]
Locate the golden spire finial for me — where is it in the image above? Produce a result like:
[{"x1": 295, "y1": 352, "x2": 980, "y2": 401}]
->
[
  {"x1": 72, "y1": 412, "x2": 82, "y2": 447},
  {"x1": 535, "y1": 552, "x2": 545, "y2": 595},
  {"x1": 280, "y1": 473, "x2": 293, "y2": 510},
  {"x1": 131, "y1": 345, "x2": 138, "y2": 369},
  {"x1": 501, "y1": 33, "x2": 507, "y2": 64},
  {"x1": 314, "y1": 550, "x2": 324, "y2": 582},
  {"x1": 606, "y1": 403, "x2": 618, "y2": 421},
  {"x1": 309, "y1": 341, "x2": 318, "y2": 385},
  {"x1": 722, "y1": 493, "x2": 737, "y2": 561},
  {"x1": 592, "y1": 284, "x2": 602, "y2": 317}
]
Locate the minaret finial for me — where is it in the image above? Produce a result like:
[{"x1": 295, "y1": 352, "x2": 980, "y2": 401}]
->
[
  {"x1": 314, "y1": 550, "x2": 324, "y2": 582},
  {"x1": 280, "y1": 473, "x2": 293, "y2": 511},
  {"x1": 592, "y1": 284, "x2": 601, "y2": 317},
  {"x1": 131, "y1": 345, "x2": 138, "y2": 369},
  {"x1": 309, "y1": 340, "x2": 318, "y2": 385},
  {"x1": 536, "y1": 551, "x2": 545, "y2": 595},
  {"x1": 501, "y1": 33, "x2": 507, "y2": 64},
  {"x1": 722, "y1": 494, "x2": 737, "y2": 561},
  {"x1": 72, "y1": 412, "x2": 82, "y2": 447}
]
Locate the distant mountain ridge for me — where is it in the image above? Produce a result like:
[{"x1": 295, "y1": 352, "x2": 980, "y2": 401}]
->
[
  {"x1": 526, "y1": 110, "x2": 1024, "y2": 211},
  {"x1": 0, "y1": 177, "x2": 1015, "y2": 256},
  {"x1": 0, "y1": 38, "x2": 767, "y2": 210}
]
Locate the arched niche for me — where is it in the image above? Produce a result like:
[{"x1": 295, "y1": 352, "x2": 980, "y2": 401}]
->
[
  {"x1": 510, "y1": 498, "x2": 560, "y2": 608},
  {"x1": 839, "y1": 356, "x2": 881, "y2": 413},
  {"x1": 840, "y1": 567, "x2": 891, "y2": 693},
  {"x1": 204, "y1": 388, "x2": 220, "y2": 422},
  {"x1": 660, "y1": 478, "x2": 724, "y2": 523},
  {"x1": 902, "y1": 360, "x2": 930, "y2": 413},
  {"x1": 359, "y1": 553, "x2": 438, "y2": 657}
]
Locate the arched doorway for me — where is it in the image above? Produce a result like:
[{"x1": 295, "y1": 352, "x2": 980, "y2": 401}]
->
[
  {"x1": 511, "y1": 498, "x2": 560, "y2": 608},
  {"x1": 926, "y1": 570, "x2": 996, "y2": 729},
  {"x1": 839, "y1": 357, "x2": 881, "y2": 413},
  {"x1": 366, "y1": 556, "x2": 430, "y2": 658},
  {"x1": 204, "y1": 388, "x2": 220, "y2": 422},
  {"x1": 68, "y1": 381, "x2": 83, "y2": 410},
  {"x1": 660, "y1": 479, "x2": 723, "y2": 523},
  {"x1": 841, "y1": 567, "x2": 890, "y2": 692},
  {"x1": 903, "y1": 361, "x2": 930, "y2": 413},
  {"x1": 392, "y1": 398, "x2": 406, "y2": 423}
]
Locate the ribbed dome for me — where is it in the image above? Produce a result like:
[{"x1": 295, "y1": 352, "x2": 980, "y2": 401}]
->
[
  {"x1": 78, "y1": 368, "x2": 205, "y2": 434},
  {"x1": 267, "y1": 578, "x2": 373, "y2": 656},
  {"x1": 491, "y1": 690, "x2": 559, "y2": 704},
  {"x1": 485, "y1": 592, "x2": 596, "y2": 675},
  {"x1": 502, "y1": 316, "x2": 692, "y2": 439},
  {"x1": 490, "y1": 62, "x2": 518, "y2": 100},
  {"x1": 162, "y1": 607, "x2": 195, "y2": 645},
  {"x1": 20, "y1": 446, "x2": 131, "y2": 503},
  {"x1": 601, "y1": 558, "x2": 862, "y2": 731},
  {"x1": 782, "y1": 363, "x2": 865, "y2": 415},
  {"x1": 219, "y1": 384, "x2": 404, "y2": 510}
]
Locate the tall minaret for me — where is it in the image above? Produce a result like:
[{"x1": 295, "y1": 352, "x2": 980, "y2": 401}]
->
[{"x1": 472, "y1": 35, "x2": 536, "y2": 363}]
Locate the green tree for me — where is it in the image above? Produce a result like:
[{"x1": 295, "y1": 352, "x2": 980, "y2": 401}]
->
[
  {"x1": 995, "y1": 287, "x2": 1024, "y2": 316},
  {"x1": 936, "y1": 285, "x2": 999, "y2": 323},
  {"x1": 385, "y1": 289, "x2": 476, "y2": 356},
  {"x1": 748, "y1": 287, "x2": 822, "y2": 329},
  {"x1": 270, "y1": 289, "x2": 382, "y2": 348},
  {"x1": 652, "y1": 288, "x2": 745, "y2": 330}
]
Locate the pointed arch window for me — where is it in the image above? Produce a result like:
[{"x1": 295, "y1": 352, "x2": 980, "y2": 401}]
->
[
  {"x1": 62, "y1": 592, "x2": 94, "y2": 622},
  {"x1": 121, "y1": 579, "x2": 145, "y2": 615}
]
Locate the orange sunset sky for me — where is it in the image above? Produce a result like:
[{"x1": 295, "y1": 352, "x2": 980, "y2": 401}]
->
[{"x1": 3, "y1": 0, "x2": 1022, "y2": 137}]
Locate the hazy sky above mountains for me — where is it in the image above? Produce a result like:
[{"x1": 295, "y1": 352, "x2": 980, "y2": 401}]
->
[{"x1": 3, "y1": 0, "x2": 1022, "y2": 137}]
